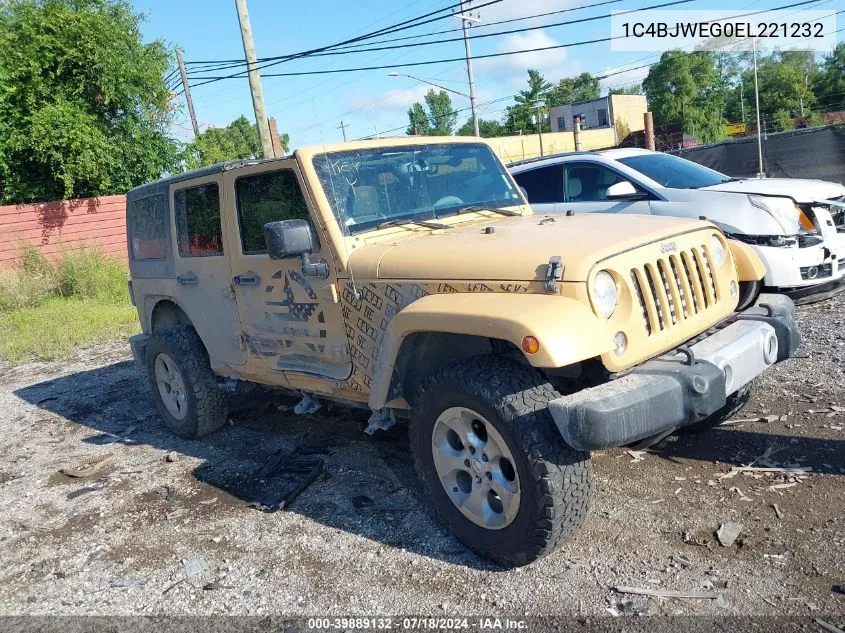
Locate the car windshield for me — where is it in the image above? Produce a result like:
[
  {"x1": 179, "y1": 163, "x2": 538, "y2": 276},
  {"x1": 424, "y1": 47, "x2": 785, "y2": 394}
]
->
[
  {"x1": 618, "y1": 153, "x2": 732, "y2": 189},
  {"x1": 312, "y1": 143, "x2": 523, "y2": 234}
]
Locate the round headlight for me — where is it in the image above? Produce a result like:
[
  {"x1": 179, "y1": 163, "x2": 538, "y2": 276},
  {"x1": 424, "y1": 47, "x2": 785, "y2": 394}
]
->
[
  {"x1": 592, "y1": 271, "x2": 618, "y2": 318},
  {"x1": 710, "y1": 236, "x2": 727, "y2": 267}
]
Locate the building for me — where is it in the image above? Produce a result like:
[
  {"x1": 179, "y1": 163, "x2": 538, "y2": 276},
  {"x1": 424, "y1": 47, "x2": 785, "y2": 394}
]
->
[{"x1": 549, "y1": 94, "x2": 648, "y2": 143}]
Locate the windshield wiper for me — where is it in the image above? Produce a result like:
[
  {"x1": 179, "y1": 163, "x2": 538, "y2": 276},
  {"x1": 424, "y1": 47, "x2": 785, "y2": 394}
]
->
[
  {"x1": 455, "y1": 205, "x2": 520, "y2": 217},
  {"x1": 377, "y1": 218, "x2": 449, "y2": 230}
]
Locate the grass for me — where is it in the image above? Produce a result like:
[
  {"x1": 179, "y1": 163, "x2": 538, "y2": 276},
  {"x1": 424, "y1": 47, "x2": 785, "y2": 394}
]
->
[{"x1": 0, "y1": 245, "x2": 140, "y2": 363}]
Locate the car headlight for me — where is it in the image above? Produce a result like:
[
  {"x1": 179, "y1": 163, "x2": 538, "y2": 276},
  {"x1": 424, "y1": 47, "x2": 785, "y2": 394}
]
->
[
  {"x1": 592, "y1": 271, "x2": 618, "y2": 318},
  {"x1": 748, "y1": 195, "x2": 816, "y2": 234},
  {"x1": 710, "y1": 235, "x2": 727, "y2": 267}
]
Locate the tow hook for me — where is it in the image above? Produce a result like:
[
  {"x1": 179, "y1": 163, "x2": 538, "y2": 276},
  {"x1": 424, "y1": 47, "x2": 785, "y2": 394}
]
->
[{"x1": 545, "y1": 256, "x2": 563, "y2": 293}]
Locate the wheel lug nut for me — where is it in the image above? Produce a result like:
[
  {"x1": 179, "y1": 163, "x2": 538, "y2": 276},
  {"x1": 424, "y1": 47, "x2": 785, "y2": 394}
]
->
[
  {"x1": 453, "y1": 487, "x2": 458, "y2": 493},
  {"x1": 464, "y1": 459, "x2": 470, "y2": 467},
  {"x1": 486, "y1": 472, "x2": 492, "y2": 480},
  {"x1": 469, "y1": 446, "x2": 476, "y2": 454},
  {"x1": 475, "y1": 476, "x2": 482, "y2": 484},
  {"x1": 482, "y1": 454, "x2": 488, "y2": 462}
]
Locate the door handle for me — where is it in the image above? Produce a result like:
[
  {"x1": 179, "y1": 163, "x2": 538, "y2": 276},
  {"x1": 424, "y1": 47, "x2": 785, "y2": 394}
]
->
[
  {"x1": 176, "y1": 272, "x2": 198, "y2": 285},
  {"x1": 233, "y1": 274, "x2": 261, "y2": 286}
]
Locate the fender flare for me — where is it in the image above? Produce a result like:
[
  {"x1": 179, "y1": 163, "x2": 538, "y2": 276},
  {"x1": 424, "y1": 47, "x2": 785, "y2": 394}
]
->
[
  {"x1": 728, "y1": 240, "x2": 767, "y2": 282},
  {"x1": 368, "y1": 292, "x2": 614, "y2": 409}
]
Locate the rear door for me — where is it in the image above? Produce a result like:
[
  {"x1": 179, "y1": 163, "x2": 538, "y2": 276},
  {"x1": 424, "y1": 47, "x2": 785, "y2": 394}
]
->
[
  {"x1": 170, "y1": 175, "x2": 246, "y2": 366},
  {"x1": 225, "y1": 159, "x2": 352, "y2": 379},
  {"x1": 563, "y1": 161, "x2": 652, "y2": 215},
  {"x1": 511, "y1": 164, "x2": 564, "y2": 213}
]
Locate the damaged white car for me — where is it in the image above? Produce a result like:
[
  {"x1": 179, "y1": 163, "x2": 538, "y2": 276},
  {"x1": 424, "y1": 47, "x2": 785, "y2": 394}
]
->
[{"x1": 510, "y1": 148, "x2": 845, "y2": 304}]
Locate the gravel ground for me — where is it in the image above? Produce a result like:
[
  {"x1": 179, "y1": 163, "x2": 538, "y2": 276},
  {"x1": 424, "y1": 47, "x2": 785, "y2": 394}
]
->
[{"x1": 0, "y1": 297, "x2": 844, "y2": 619}]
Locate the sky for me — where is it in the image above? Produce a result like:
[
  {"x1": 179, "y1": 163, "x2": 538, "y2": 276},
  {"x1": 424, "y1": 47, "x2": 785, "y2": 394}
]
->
[{"x1": 132, "y1": 0, "x2": 843, "y2": 147}]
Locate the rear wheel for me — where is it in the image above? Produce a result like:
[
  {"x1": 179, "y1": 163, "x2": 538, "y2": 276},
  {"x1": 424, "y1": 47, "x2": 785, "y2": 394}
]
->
[
  {"x1": 144, "y1": 326, "x2": 227, "y2": 439},
  {"x1": 410, "y1": 356, "x2": 593, "y2": 567}
]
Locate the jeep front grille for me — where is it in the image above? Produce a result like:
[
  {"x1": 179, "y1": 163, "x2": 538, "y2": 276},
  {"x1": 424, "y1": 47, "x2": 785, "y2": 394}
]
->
[{"x1": 630, "y1": 246, "x2": 719, "y2": 336}]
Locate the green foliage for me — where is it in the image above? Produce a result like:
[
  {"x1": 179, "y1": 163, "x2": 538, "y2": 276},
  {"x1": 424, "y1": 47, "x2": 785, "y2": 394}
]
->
[
  {"x1": 0, "y1": 0, "x2": 180, "y2": 204},
  {"x1": 405, "y1": 90, "x2": 457, "y2": 136},
  {"x1": 547, "y1": 72, "x2": 600, "y2": 107},
  {"x1": 184, "y1": 115, "x2": 290, "y2": 169},
  {"x1": 0, "y1": 245, "x2": 128, "y2": 312},
  {"x1": 608, "y1": 85, "x2": 643, "y2": 96},
  {"x1": 507, "y1": 69, "x2": 552, "y2": 134},
  {"x1": 745, "y1": 50, "x2": 817, "y2": 128},
  {"x1": 642, "y1": 50, "x2": 728, "y2": 143},
  {"x1": 815, "y1": 43, "x2": 845, "y2": 112},
  {"x1": 456, "y1": 118, "x2": 507, "y2": 137}
]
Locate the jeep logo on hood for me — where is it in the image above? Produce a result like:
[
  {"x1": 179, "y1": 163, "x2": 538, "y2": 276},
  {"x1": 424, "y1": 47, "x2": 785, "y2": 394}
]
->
[{"x1": 660, "y1": 241, "x2": 678, "y2": 254}]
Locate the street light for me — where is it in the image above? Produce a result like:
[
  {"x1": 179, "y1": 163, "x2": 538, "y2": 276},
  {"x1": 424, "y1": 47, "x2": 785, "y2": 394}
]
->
[{"x1": 388, "y1": 72, "x2": 476, "y2": 135}]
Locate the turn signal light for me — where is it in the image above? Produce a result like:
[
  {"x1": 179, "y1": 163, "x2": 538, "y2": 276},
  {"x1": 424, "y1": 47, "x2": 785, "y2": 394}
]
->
[
  {"x1": 797, "y1": 208, "x2": 816, "y2": 231},
  {"x1": 521, "y1": 336, "x2": 540, "y2": 354}
]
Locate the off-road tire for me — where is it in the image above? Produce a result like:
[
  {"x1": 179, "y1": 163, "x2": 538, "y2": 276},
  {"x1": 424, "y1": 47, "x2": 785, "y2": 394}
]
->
[
  {"x1": 144, "y1": 325, "x2": 227, "y2": 439},
  {"x1": 677, "y1": 384, "x2": 752, "y2": 435},
  {"x1": 410, "y1": 356, "x2": 593, "y2": 568}
]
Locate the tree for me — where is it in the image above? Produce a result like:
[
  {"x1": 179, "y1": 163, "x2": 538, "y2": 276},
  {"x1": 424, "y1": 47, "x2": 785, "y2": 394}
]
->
[
  {"x1": 642, "y1": 50, "x2": 727, "y2": 143},
  {"x1": 457, "y1": 118, "x2": 506, "y2": 137},
  {"x1": 406, "y1": 89, "x2": 457, "y2": 136},
  {"x1": 547, "y1": 72, "x2": 600, "y2": 107},
  {"x1": 743, "y1": 50, "x2": 817, "y2": 131},
  {"x1": 0, "y1": 0, "x2": 180, "y2": 204},
  {"x1": 507, "y1": 69, "x2": 552, "y2": 134},
  {"x1": 608, "y1": 84, "x2": 643, "y2": 96},
  {"x1": 184, "y1": 115, "x2": 290, "y2": 169},
  {"x1": 813, "y1": 43, "x2": 844, "y2": 113}
]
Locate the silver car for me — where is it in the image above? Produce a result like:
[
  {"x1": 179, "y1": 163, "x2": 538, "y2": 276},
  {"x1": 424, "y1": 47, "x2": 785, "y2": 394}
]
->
[{"x1": 510, "y1": 148, "x2": 845, "y2": 303}]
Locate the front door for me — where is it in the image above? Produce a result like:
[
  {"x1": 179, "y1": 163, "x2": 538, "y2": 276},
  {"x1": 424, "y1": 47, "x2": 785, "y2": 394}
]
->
[
  {"x1": 562, "y1": 162, "x2": 652, "y2": 215},
  {"x1": 225, "y1": 160, "x2": 352, "y2": 379},
  {"x1": 171, "y1": 175, "x2": 246, "y2": 366}
]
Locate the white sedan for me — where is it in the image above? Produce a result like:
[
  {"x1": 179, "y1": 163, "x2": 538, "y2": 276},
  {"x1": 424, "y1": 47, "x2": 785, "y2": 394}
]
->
[{"x1": 509, "y1": 148, "x2": 845, "y2": 304}]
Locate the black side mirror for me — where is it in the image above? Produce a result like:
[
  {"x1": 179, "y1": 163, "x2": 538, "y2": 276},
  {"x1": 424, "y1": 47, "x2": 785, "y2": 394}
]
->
[
  {"x1": 264, "y1": 219, "x2": 316, "y2": 260},
  {"x1": 263, "y1": 219, "x2": 328, "y2": 278}
]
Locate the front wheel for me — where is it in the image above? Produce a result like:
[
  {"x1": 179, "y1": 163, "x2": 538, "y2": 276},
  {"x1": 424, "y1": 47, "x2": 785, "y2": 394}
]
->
[{"x1": 410, "y1": 356, "x2": 593, "y2": 567}]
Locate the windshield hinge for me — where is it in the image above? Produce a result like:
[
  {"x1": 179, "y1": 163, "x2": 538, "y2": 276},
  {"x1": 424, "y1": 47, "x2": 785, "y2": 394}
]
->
[{"x1": 545, "y1": 256, "x2": 563, "y2": 293}]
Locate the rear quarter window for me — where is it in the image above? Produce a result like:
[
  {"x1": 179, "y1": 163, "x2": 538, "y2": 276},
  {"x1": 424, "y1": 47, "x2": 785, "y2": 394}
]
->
[{"x1": 127, "y1": 194, "x2": 168, "y2": 260}]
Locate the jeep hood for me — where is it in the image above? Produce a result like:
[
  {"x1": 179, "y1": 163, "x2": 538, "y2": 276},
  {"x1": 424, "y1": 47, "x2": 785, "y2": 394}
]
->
[
  {"x1": 348, "y1": 214, "x2": 712, "y2": 283},
  {"x1": 701, "y1": 178, "x2": 845, "y2": 203}
]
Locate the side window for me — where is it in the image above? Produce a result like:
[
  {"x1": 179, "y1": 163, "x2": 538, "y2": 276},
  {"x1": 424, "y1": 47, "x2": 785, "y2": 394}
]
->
[
  {"x1": 512, "y1": 166, "x2": 563, "y2": 204},
  {"x1": 174, "y1": 183, "x2": 223, "y2": 257},
  {"x1": 127, "y1": 194, "x2": 168, "y2": 260},
  {"x1": 236, "y1": 170, "x2": 310, "y2": 254},
  {"x1": 597, "y1": 109, "x2": 608, "y2": 127},
  {"x1": 565, "y1": 163, "x2": 629, "y2": 202}
]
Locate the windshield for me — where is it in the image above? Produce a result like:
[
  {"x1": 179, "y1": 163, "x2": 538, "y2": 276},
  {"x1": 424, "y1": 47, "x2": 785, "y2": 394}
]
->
[
  {"x1": 618, "y1": 153, "x2": 732, "y2": 189},
  {"x1": 312, "y1": 143, "x2": 523, "y2": 234}
]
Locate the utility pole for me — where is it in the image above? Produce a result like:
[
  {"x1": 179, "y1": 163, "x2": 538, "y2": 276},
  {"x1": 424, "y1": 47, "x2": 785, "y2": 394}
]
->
[
  {"x1": 338, "y1": 121, "x2": 349, "y2": 142},
  {"x1": 235, "y1": 0, "x2": 273, "y2": 159},
  {"x1": 535, "y1": 103, "x2": 545, "y2": 156},
  {"x1": 176, "y1": 47, "x2": 199, "y2": 137},
  {"x1": 752, "y1": 36, "x2": 764, "y2": 178},
  {"x1": 740, "y1": 77, "x2": 745, "y2": 124},
  {"x1": 458, "y1": 0, "x2": 480, "y2": 137}
]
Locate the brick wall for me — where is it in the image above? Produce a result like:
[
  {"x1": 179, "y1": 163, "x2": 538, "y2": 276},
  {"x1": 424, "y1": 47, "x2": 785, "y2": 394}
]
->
[{"x1": 0, "y1": 195, "x2": 127, "y2": 266}]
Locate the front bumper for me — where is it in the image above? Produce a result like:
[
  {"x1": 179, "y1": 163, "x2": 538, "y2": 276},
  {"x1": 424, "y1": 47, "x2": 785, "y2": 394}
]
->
[
  {"x1": 548, "y1": 294, "x2": 800, "y2": 451},
  {"x1": 779, "y1": 272, "x2": 845, "y2": 305}
]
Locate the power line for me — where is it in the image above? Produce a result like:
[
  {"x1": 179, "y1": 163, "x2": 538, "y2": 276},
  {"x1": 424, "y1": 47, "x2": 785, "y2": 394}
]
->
[
  {"x1": 186, "y1": 0, "x2": 695, "y2": 80},
  {"x1": 187, "y1": 0, "x2": 831, "y2": 85}
]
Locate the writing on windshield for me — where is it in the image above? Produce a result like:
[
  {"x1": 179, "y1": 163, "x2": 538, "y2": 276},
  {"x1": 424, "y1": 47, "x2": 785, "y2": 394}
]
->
[{"x1": 312, "y1": 143, "x2": 522, "y2": 234}]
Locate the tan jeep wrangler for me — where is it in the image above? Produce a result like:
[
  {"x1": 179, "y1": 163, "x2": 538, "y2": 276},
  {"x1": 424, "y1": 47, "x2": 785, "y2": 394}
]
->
[{"x1": 127, "y1": 136, "x2": 799, "y2": 567}]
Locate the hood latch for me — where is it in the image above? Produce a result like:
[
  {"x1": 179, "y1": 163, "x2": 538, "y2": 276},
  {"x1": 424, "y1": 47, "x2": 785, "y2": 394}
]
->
[{"x1": 545, "y1": 256, "x2": 563, "y2": 293}]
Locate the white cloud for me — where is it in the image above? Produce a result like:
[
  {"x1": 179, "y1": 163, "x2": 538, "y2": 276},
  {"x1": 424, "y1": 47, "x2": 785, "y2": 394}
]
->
[{"x1": 475, "y1": 29, "x2": 580, "y2": 87}]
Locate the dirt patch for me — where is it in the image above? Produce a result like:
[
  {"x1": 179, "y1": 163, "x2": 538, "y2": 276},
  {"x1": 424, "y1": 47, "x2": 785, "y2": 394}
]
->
[{"x1": 0, "y1": 306, "x2": 844, "y2": 617}]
